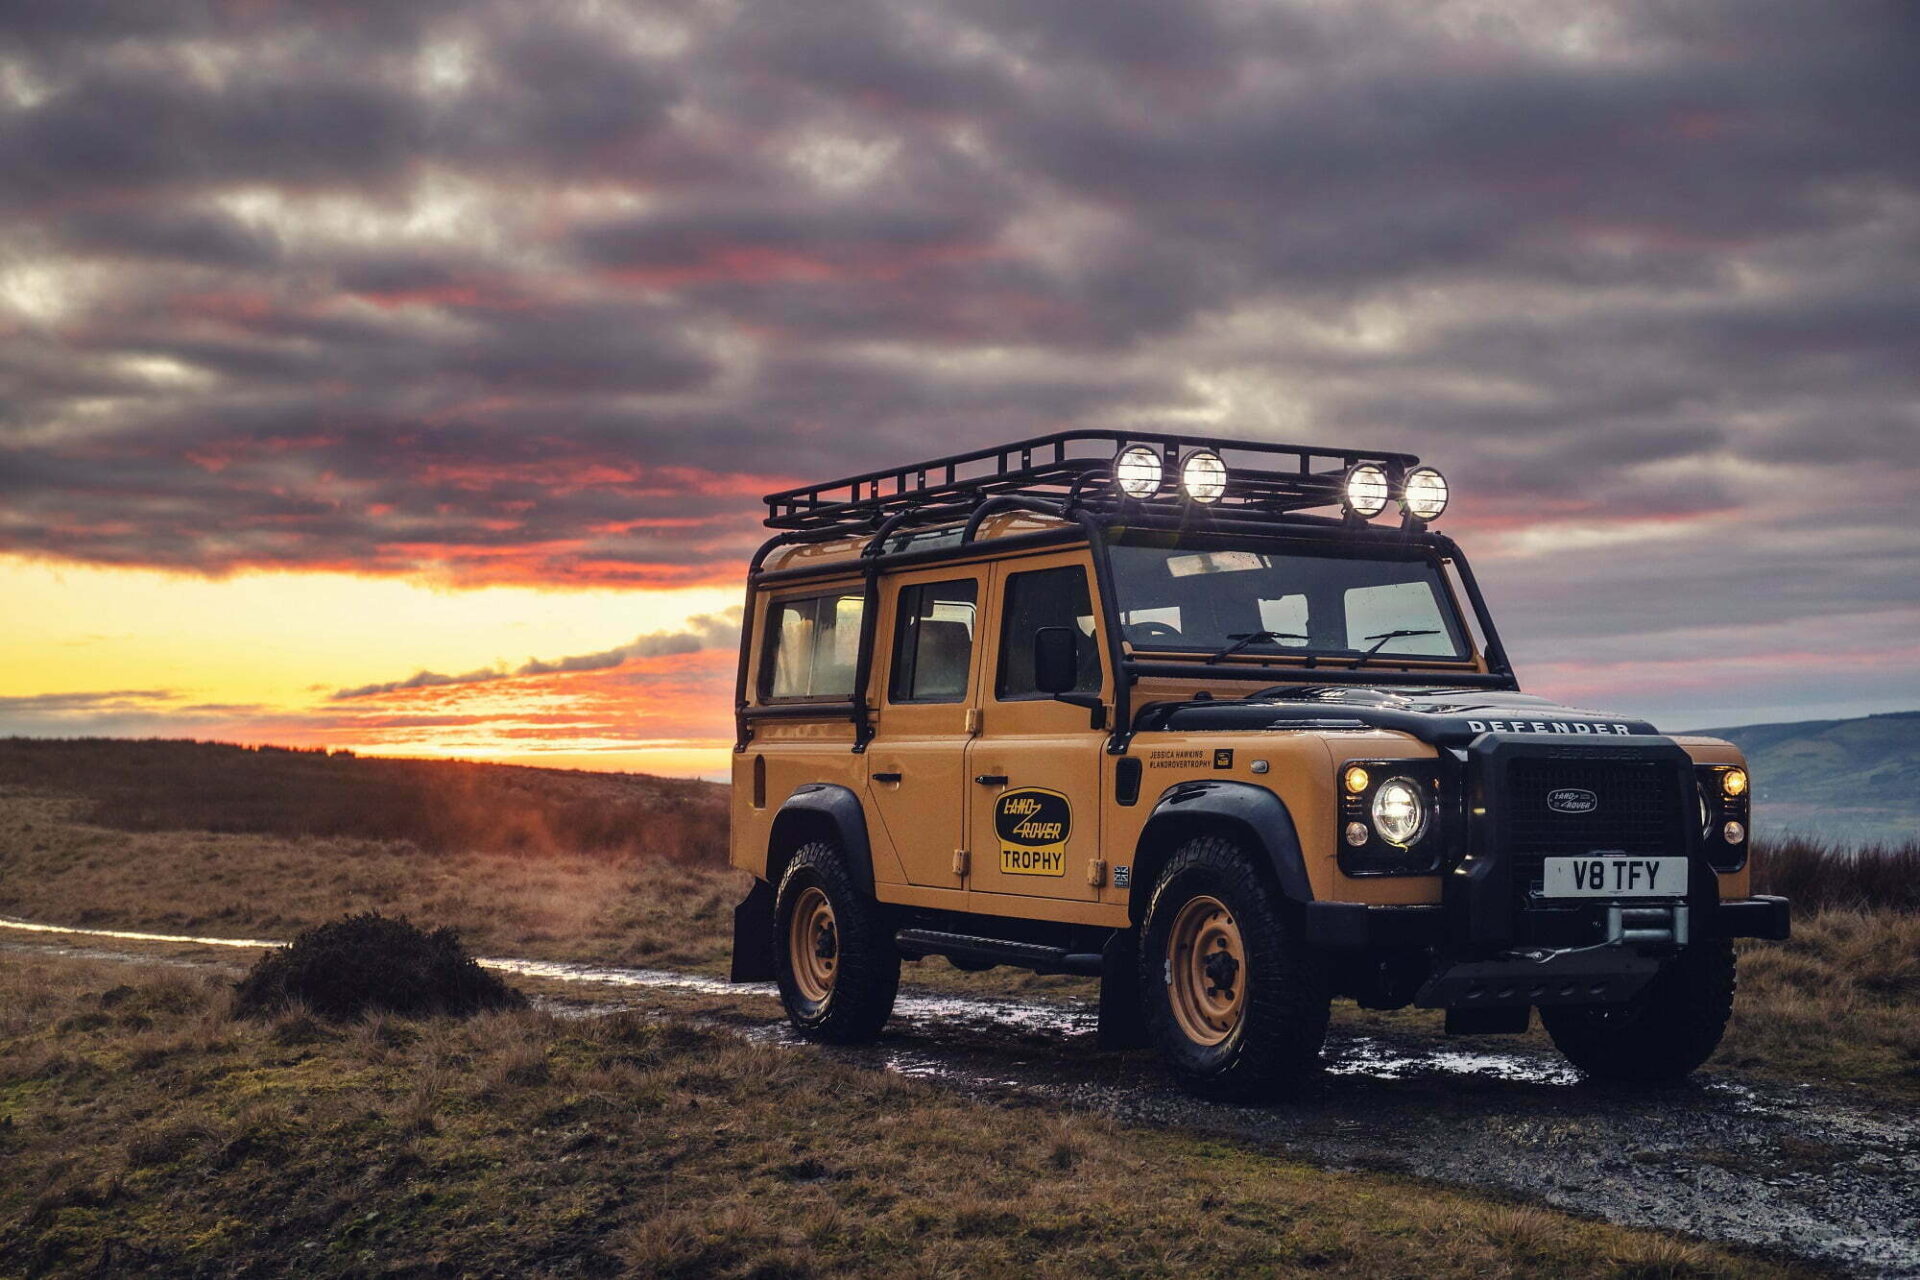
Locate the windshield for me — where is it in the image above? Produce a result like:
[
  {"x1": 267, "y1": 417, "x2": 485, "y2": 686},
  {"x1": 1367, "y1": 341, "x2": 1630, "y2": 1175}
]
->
[{"x1": 1108, "y1": 539, "x2": 1472, "y2": 663}]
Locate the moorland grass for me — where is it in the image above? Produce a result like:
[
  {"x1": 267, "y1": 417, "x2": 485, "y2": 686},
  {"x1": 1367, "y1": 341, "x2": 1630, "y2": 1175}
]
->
[
  {"x1": 0, "y1": 951, "x2": 1811, "y2": 1279},
  {"x1": 2, "y1": 752, "x2": 1916, "y2": 1096}
]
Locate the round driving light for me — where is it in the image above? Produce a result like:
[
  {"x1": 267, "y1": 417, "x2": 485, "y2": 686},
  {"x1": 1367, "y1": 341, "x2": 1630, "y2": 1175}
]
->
[
  {"x1": 1402, "y1": 467, "x2": 1449, "y2": 521},
  {"x1": 1343, "y1": 765, "x2": 1371, "y2": 794},
  {"x1": 1722, "y1": 768, "x2": 1748, "y2": 798},
  {"x1": 1180, "y1": 450, "x2": 1228, "y2": 504},
  {"x1": 1723, "y1": 820, "x2": 1747, "y2": 845},
  {"x1": 1114, "y1": 445, "x2": 1165, "y2": 499},
  {"x1": 1344, "y1": 821, "x2": 1370, "y2": 848},
  {"x1": 1370, "y1": 777, "x2": 1428, "y2": 847},
  {"x1": 1343, "y1": 463, "x2": 1390, "y2": 518}
]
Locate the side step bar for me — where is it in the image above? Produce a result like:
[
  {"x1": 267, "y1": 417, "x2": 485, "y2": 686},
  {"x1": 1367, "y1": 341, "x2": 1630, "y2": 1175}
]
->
[{"x1": 894, "y1": 928, "x2": 1104, "y2": 977}]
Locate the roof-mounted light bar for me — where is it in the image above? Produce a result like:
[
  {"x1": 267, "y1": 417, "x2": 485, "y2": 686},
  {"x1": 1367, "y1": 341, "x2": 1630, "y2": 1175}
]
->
[{"x1": 760, "y1": 429, "x2": 1427, "y2": 531}]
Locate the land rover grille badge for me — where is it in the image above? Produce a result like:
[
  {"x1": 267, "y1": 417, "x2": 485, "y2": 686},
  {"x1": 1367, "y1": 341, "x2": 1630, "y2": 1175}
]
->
[{"x1": 1546, "y1": 787, "x2": 1599, "y2": 814}]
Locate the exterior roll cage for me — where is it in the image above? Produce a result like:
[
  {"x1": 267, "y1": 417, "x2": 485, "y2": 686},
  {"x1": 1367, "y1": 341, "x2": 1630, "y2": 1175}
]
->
[{"x1": 734, "y1": 494, "x2": 1519, "y2": 756}]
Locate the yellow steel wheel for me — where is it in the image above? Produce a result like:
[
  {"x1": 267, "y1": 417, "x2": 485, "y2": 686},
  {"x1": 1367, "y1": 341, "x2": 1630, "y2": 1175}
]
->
[
  {"x1": 1166, "y1": 894, "x2": 1247, "y2": 1047},
  {"x1": 787, "y1": 885, "x2": 839, "y2": 1005}
]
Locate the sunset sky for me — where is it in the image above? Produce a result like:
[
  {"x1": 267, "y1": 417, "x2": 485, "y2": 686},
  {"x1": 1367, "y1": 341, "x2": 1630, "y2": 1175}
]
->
[{"x1": 3, "y1": 0, "x2": 1917, "y2": 779}]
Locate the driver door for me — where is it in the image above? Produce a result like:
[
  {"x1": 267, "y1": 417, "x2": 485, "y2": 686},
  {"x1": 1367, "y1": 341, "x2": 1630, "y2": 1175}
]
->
[{"x1": 966, "y1": 554, "x2": 1107, "y2": 905}]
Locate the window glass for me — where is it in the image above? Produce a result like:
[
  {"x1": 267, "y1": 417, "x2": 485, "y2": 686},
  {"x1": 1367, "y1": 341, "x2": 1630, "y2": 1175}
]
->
[
  {"x1": 998, "y1": 565, "x2": 1102, "y2": 698},
  {"x1": 890, "y1": 580, "x2": 978, "y2": 703},
  {"x1": 765, "y1": 590, "x2": 864, "y2": 699},
  {"x1": 1108, "y1": 541, "x2": 1468, "y2": 660},
  {"x1": 1344, "y1": 581, "x2": 1455, "y2": 655}
]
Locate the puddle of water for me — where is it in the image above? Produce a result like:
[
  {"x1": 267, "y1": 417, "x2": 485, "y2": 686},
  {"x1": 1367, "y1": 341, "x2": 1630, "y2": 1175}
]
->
[
  {"x1": 0, "y1": 916, "x2": 281, "y2": 950},
  {"x1": 1327, "y1": 1034, "x2": 1581, "y2": 1086}
]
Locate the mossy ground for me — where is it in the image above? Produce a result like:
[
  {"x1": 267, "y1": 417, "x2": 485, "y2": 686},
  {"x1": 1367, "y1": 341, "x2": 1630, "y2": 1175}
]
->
[{"x1": 0, "y1": 952, "x2": 1812, "y2": 1279}]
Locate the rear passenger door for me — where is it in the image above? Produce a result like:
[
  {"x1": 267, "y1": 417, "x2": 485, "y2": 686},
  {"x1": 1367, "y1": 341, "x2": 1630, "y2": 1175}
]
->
[
  {"x1": 966, "y1": 554, "x2": 1107, "y2": 905},
  {"x1": 865, "y1": 569, "x2": 982, "y2": 893}
]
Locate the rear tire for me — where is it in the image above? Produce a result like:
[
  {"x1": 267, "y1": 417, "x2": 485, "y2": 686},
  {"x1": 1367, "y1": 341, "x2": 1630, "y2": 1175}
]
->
[
  {"x1": 1140, "y1": 836, "x2": 1330, "y2": 1102},
  {"x1": 1541, "y1": 940, "x2": 1735, "y2": 1083},
  {"x1": 773, "y1": 841, "x2": 899, "y2": 1044}
]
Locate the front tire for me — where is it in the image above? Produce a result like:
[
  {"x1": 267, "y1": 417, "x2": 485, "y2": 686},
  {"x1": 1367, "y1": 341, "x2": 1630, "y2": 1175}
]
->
[
  {"x1": 773, "y1": 841, "x2": 899, "y2": 1043},
  {"x1": 1541, "y1": 939, "x2": 1735, "y2": 1083},
  {"x1": 1140, "y1": 836, "x2": 1330, "y2": 1102}
]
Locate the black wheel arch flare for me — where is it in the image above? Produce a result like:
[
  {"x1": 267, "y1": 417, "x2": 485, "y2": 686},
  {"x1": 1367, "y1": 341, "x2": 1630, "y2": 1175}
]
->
[{"x1": 1129, "y1": 780, "x2": 1313, "y2": 922}]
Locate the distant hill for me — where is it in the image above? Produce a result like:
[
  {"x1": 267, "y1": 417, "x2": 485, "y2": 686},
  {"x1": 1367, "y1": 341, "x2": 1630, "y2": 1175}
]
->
[
  {"x1": 1689, "y1": 711, "x2": 1920, "y2": 847},
  {"x1": 0, "y1": 738, "x2": 730, "y2": 863}
]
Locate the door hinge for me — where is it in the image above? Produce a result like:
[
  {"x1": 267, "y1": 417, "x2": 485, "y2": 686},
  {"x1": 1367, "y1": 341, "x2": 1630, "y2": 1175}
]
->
[
  {"x1": 952, "y1": 849, "x2": 970, "y2": 878},
  {"x1": 965, "y1": 707, "x2": 982, "y2": 736},
  {"x1": 1087, "y1": 859, "x2": 1107, "y2": 888}
]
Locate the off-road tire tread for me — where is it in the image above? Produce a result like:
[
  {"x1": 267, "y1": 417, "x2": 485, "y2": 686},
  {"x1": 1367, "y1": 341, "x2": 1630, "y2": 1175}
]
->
[
  {"x1": 1541, "y1": 939, "x2": 1736, "y2": 1083},
  {"x1": 773, "y1": 841, "x2": 899, "y2": 1044},
  {"x1": 1139, "y1": 835, "x2": 1331, "y2": 1102}
]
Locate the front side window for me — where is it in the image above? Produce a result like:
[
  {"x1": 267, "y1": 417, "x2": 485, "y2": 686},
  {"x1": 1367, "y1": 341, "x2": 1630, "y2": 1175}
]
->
[
  {"x1": 764, "y1": 590, "x2": 864, "y2": 700},
  {"x1": 890, "y1": 580, "x2": 978, "y2": 703},
  {"x1": 1108, "y1": 540, "x2": 1469, "y2": 661},
  {"x1": 998, "y1": 565, "x2": 1102, "y2": 698}
]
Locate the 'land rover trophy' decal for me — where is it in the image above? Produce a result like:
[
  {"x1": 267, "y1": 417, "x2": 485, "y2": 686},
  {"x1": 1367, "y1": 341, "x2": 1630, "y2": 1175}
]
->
[
  {"x1": 1546, "y1": 787, "x2": 1599, "y2": 814},
  {"x1": 994, "y1": 787, "x2": 1072, "y2": 876}
]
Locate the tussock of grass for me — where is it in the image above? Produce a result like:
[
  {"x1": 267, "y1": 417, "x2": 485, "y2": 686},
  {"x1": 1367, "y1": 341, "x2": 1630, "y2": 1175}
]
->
[
  {"x1": 233, "y1": 913, "x2": 523, "y2": 1020},
  {"x1": 0, "y1": 952, "x2": 1808, "y2": 1279}
]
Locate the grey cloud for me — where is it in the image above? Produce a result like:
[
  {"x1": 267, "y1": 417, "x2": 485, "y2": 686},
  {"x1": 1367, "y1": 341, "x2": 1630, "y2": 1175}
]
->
[
  {"x1": 331, "y1": 608, "x2": 743, "y2": 698},
  {"x1": 1, "y1": 0, "x2": 1917, "y2": 723}
]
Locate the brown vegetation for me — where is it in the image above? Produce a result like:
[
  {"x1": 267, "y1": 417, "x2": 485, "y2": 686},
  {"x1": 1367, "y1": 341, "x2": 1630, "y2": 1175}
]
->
[
  {"x1": 0, "y1": 951, "x2": 1808, "y2": 1279},
  {"x1": 0, "y1": 738, "x2": 728, "y2": 863},
  {"x1": 1751, "y1": 834, "x2": 1920, "y2": 913}
]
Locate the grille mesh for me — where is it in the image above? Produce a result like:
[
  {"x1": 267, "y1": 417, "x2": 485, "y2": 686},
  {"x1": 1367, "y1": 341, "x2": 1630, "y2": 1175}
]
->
[{"x1": 1506, "y1": 756, "x2": 1687, "y2": 896}]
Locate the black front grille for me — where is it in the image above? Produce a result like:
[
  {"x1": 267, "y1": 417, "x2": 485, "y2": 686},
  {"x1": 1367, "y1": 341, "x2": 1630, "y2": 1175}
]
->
[{"x1": 1506, "y1": 755, "x2": 1688, "y2": 897}]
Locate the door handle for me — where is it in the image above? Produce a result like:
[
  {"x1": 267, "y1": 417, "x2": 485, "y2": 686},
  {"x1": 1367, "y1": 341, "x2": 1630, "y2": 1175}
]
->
[
  {"x1": 872, "y1": 772, "x2": 903, "y2": 784},
  {"x1": 973, "y1": 774, "x2": 1008, "y2": 786}
]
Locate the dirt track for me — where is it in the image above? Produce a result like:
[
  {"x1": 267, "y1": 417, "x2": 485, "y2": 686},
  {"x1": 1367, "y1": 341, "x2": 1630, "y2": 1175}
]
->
[{"x1": 6, "y1": 917, "x2": 1916, "y2": 1278}]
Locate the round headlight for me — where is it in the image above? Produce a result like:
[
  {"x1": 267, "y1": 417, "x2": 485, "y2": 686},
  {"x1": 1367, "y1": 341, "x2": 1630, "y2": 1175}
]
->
[
  {"x1": 1402, "y1": 467, "x2": 1449, "y2": 521},
  {"x1": 1370, "y1": 777, "x2": 1428, "y2": 846},
  {"x1": 1343, "y1": 463, "x2": 1390, "y2": 518},
  {"x1": 1114, "y1": 445, "x2": 1165, "y2": 499},
  {"x1": 1180, "y1": 450, "x2": 1228, "y2": 504}
]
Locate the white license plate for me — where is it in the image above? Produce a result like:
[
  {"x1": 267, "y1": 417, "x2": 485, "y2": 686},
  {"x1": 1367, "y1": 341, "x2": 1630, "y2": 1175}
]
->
[{"x1": 1541, "y1": 856, "x2": 1687, "y2": 898}]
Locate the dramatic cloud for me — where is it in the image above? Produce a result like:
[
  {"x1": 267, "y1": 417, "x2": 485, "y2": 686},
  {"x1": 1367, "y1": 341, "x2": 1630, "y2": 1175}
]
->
[
  {"x1": 330, "y1": 607, "x2": 741, "y2": 698},
  {"x1": 2, "y1": 0, "x2": 1917, "y2": 733}
]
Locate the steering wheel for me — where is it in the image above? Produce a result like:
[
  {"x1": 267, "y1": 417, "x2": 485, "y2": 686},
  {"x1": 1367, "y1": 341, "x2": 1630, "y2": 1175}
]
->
[{"x1": 1126, "y1": 621, "x2": 1183, "y2": 644}]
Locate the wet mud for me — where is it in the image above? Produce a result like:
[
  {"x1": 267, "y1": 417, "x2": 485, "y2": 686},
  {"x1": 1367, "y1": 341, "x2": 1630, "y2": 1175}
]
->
[{"x1": 6, "y1": 916, "x2": 1915, "y2": 1277}]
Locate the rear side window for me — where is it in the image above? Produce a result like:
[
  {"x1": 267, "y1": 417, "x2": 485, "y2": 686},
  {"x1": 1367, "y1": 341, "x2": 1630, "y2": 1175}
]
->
[
  {"x1": 998, "y1": 565, "x2": 1101, "y2": 698},
  {"x1": 763, "y1": 591, "x2": 864, "y2": 700},
  {"x1": 890, "y1": 580, "x2": 978, "y2": 703}
]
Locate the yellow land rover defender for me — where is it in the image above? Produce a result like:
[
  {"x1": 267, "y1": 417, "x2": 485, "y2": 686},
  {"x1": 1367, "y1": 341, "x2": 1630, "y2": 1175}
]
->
[{"x1": 727, "y1": 431, "x2": 1790, "y2": 1100}]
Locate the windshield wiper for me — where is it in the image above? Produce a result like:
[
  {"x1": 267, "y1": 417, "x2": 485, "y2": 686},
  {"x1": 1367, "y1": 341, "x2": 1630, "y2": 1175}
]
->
[
  {"x1": 1207, "y1": 630, "x2": 1309, "y2": 664},
  {"x1": 1352, "y1": 629, "x2": 1441, "y2": 668}
]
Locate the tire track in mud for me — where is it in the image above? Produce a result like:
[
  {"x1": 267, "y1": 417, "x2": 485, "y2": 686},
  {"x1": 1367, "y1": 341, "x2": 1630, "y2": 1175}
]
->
[{"x1": 6, "y1": 916, "x2": 1916, "y2": 1278}]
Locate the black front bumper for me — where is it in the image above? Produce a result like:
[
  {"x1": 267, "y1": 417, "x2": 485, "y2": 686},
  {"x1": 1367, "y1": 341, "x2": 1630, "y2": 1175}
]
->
[{"x1": 1302, "y1": 894, "x2": 1791, "y2": 951}]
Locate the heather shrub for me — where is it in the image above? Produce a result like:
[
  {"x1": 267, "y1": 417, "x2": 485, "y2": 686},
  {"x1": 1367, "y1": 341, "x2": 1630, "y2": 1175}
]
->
[{"x1": 234, "y1": 913, "x2": 523, "y2": 1019}]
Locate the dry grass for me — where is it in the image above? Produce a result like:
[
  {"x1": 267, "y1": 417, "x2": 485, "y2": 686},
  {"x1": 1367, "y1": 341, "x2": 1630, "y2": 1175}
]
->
[
  {"x1": 1751, "y1": 834, "x2": 1920, "y2": 913},
  {"x1": 1720, "y1": 909, "x2": 1920, "y2": 1092},
  {"x1": 0, "y1": 738, "x2": 727, "y2": 862},
  {"x1": 3, "y1": 762, "x2": 1915, "y2": 1095},
  {"x1": 0, "y1": 951, "x2": 1807, "y2": 1279},
  {"x1": 0, "y1": 790, "x2": 746, "y2": 969}
]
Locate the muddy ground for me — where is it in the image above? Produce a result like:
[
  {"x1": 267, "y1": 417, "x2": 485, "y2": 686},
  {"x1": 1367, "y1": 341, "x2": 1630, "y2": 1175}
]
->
[{"x1": 6, "y1": 917, "x2": 1916, "y2": 1279}]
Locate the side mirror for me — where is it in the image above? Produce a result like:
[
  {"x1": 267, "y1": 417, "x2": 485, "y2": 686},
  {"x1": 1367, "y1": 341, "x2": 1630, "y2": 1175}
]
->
[{"x1": 1032, "y1": 626, "x2": 1079, "y2": 695}]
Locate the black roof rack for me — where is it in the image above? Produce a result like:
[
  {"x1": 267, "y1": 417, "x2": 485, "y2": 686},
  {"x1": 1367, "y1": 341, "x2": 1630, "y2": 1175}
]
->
[{"x1": 762, "y1": 429, "x2": 1420, "y2": 531}]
